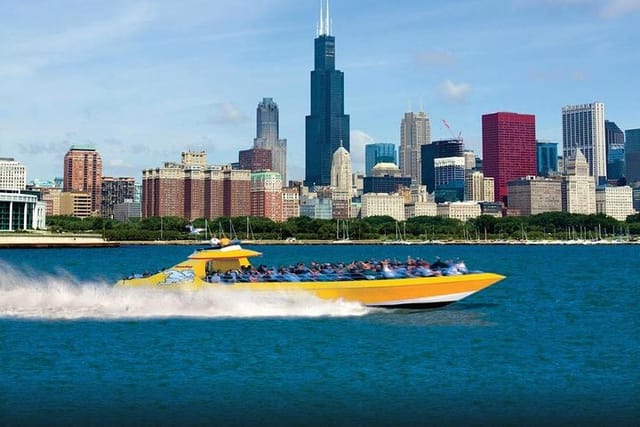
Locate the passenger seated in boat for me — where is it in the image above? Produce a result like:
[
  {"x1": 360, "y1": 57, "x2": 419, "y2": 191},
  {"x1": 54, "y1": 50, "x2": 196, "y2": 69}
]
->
[
  {"x1": 221, "y1": 271, "x2": 237, "y2": 283},
  {"x1": 430, "y1": 257, "x2": 449, "y2": 270},
  {"x1": 207, "y1": 255, "x2": 470, "y2": 283},
  {"x1": 414, "y1": 265, "x2": 437, "y2": 277},
  {"x1": 381, "y1": 262, "x2": 397, "y2": 279},
  {"x1": 207, "y1": 272, "x2": 221, "y2": 283},
  {"x1": 453, "y1": 260, "x2": 468, "y2": 274}
]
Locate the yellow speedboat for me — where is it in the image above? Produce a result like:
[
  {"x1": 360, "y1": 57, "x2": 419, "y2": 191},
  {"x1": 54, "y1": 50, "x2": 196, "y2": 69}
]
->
[{"x1": 116, "y1": 242, "x2": 505, "y2": 309}]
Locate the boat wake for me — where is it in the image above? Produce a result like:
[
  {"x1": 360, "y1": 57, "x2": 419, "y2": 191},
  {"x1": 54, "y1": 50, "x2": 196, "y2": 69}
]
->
[{"x1": 0, "y1": 263, "x2": 373, "y2": 320}]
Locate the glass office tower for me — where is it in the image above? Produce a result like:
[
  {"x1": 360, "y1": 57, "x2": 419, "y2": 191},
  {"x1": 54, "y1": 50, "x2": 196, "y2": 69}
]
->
[
  {"x1": 536, "y1": 141, "x2": 558, "y2": 177},
  {"x1": 365, "y1": 143, "x2": 397, "y2": 176}
]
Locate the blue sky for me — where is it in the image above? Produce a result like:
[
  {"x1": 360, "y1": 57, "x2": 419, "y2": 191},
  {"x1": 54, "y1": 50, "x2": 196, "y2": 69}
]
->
[{"x1": 1, "y1": 0, "x2": 639, "y2": 182}]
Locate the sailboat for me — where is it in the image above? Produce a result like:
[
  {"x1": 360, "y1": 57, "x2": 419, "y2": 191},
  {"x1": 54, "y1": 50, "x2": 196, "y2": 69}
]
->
[
  {"x1": 211, "y1": 220, "x2": 236, "y2": 242},
  {"x1": 245, "y1": 217, "x2": 257, "y2": 243},
  {"x1": 157, "y1": 216, "x2": 164, "y2": 242},
  {"x1": 385, "y1": 221, "x2": 411, "y2": 245},
  {"x1": 333, "y1": 219, "x2": 352, "y2": 244},
  {"x1": 198, "y1": 219, "x2": 212, "y2": 244}
]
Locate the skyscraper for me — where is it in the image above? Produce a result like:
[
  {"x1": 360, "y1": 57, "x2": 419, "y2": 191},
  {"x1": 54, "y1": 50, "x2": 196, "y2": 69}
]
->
[
  {"x1": 482, "y1": 112, "x2": 536, "y2": 205},
  {"x1": 239, "y1": 148, "x2": 272, "y2": 172},
  {"x1": 305, "y1": 0, "x2": 350, "y2": 187},
  {"x1": 400, "y1": 111, "x2": 431, "y2": 184},
  {"x1": 434, "y1": 157, "x2": 465, "y2": 202},
  {"x1": 536, "y1": 141, "x2": 558, "y2": 177},
  {"x1": 420, "y1": 139, "x2": 464, "y2": 193},
  {"x1": 254, "y1": 97, "x2": 287, "y2": 185},
  {"x1": 605, "y1": 120, "x2": 625, "y2": 181},
  {"x1": 365, "y1": 143, "x2": 397, "y2": 176},
  {"x1": 63, "y1": 146, "x2": 103, "y2": 214},
  {"x1": 626, "y1": 128, "x2": 640, "y2": 185},
  {"x1": 330, "y1": 145, "x2": 352, "y2": 193},
  {"x1": 330, "y1": 144, "x2": 352, "y2": 219},
  {"x1": 562, "y1": 150, "x2": 596, "y2": 214},
  {"x1": 562, "y1": 102, "x2": 607, "y2": 185}
]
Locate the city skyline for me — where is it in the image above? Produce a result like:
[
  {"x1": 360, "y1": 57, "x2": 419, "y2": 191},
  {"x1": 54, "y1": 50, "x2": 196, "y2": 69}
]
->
[{"x1": 2, "y1": 0, "x2": 639, "y2": 182}]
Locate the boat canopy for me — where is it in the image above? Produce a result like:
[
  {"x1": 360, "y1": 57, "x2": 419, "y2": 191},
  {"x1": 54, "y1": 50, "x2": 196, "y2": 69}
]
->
[{"x1": 188, "y1": 245, "x2": 262, "y2": 261}]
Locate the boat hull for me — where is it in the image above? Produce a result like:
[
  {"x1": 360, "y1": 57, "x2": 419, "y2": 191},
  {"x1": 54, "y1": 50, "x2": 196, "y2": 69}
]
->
[{"x1": 116, "y1": 272, "x2": 505, "y2": 309}]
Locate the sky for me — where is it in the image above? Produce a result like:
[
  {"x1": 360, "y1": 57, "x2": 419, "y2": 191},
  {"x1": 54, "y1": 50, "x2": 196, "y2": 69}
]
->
[{"x1": 1, "y1": 0, "x2": 639, "y2": 183}]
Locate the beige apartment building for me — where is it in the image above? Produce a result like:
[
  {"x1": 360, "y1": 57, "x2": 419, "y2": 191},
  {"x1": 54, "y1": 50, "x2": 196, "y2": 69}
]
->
[
  {"x1": 361, "y1": 193, "x2": 405, "y2": 221},
  {"x1": 59, "y1": 191, "x2": 92, "y2": 218},
  {"x1": 596, "y1": 186, "x2": 635, "y2": 221},
  {"x1": 465, "y1": 171, "x2": 495, "y2": 202},
  {"x1": 436, "y1": 201, "x2": 481, "y2": 221},
  {"x1": 507, "y1": 176, "x2": 562, "y2": 216}
]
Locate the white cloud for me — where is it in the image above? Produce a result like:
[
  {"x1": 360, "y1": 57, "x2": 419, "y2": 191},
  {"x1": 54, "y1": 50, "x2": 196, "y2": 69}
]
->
[
  {"x1": 349, "y1": 129, "x2": 374, "y2": 173},
  {"x1": 209, "y1": 102, "x2": 248, "y2": 125},
  {"x1": 438, "y1": 80, "x2": 472, "y2": 104}
]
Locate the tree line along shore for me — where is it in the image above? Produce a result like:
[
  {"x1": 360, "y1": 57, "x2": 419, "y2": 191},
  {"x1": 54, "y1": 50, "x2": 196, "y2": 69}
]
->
[{"x1": 30, "y1": 212, "x2": 640, "y2": 243}]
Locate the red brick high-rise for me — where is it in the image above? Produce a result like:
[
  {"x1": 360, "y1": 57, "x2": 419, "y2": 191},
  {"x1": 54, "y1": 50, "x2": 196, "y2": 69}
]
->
[
  {"x1": 142, "y1": 152, "x2": 253, "y2": 220},
  {"x1": 223, "y1": 169, "x2": 251, "y2": 218},
  {"x1": 204, "y1": 168, "x2": 224, "y2": 220},
  {"x1": 239, "y1": 148, "x2": 272, "y2": 172},
  {"x1": 143, "y1": 165, "x2": 252, "y2": 220},
  {"x1": 63, "y1": 146, "x2": 103, "y2": 215},
  {"x1": 142, "y1": 164, "x2": 184, "y2": 218},
  {"x1": 482, "y1": 112, "x2": 536, "y2": 205},
  {"x1": 184, "y1": 168, "x2": 204, "y2": 221},
  {"x1": 250, "y1": 172, "x2": 283, "y2": 222}
]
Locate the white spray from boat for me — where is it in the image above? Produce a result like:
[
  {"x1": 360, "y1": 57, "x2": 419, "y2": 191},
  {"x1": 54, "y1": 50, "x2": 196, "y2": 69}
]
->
[{"x1": 0, "y1": 262, "x2": 372, "y2": 320}]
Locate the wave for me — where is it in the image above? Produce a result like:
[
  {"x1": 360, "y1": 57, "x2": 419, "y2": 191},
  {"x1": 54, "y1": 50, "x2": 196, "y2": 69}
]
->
[{"x1": 0, "y1": 262, "x2": 372, "y2": 320}]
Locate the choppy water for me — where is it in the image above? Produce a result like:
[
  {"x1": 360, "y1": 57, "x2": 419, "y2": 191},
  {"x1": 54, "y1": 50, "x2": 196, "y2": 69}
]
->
[{"x1": 0, "y1": 244, "x2": 638, "y2": 426}]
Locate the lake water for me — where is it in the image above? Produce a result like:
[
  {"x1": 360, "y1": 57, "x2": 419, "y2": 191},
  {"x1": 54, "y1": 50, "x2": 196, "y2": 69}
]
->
[{"x1": 1, "y1": 244, "x2": 638, "y2": 426}]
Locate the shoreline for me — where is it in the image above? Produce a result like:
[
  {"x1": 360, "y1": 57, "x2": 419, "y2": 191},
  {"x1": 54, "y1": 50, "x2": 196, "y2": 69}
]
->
[
  {"x1": 0, "y1": 234, "x2": 119, "y2": 249},
  {"x1": 0, "y1": 234, "x2": 636, "y2": 248}
]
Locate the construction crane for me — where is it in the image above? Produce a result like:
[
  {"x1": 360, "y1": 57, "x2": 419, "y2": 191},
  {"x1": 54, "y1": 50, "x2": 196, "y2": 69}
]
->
[{"x1": 442, "y1": 119, "x2": 462, "y2": 140}]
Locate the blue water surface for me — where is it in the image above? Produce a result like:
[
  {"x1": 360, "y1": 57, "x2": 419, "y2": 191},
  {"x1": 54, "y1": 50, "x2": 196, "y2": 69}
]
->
[{"x1": 0, "y1": 244, "x2": 638, "y2": 426}]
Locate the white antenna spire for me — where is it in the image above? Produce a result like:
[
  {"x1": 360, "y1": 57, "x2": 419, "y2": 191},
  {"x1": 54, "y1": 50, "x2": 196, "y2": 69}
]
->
[
  {"x1": 318, "y1": 0, "x2": 331, "y2": 36},
  {"x1": 319, "y1": 0, "x2": 324, "y2": 36},
  {"x1": 326, "y1": 0, "x2": 331, "y2": 35}
]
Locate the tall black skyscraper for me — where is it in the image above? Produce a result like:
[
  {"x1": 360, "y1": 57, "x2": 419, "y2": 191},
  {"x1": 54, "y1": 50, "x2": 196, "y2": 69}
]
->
[{"x1": 305, "y1": 0, "x2": 350, "y2": 187}]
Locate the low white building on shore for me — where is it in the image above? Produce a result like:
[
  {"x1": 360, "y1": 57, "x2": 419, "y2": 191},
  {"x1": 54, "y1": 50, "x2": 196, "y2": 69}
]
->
[
  {"x1": 436, "y1": 201, "x2": 481, "y2": 221},
  {"x1": 596, "y1": 186, "x2": 635, "y2": 221},
  {"x1": 361, "y1": 193, "x2": 405, "y2": 221}
]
